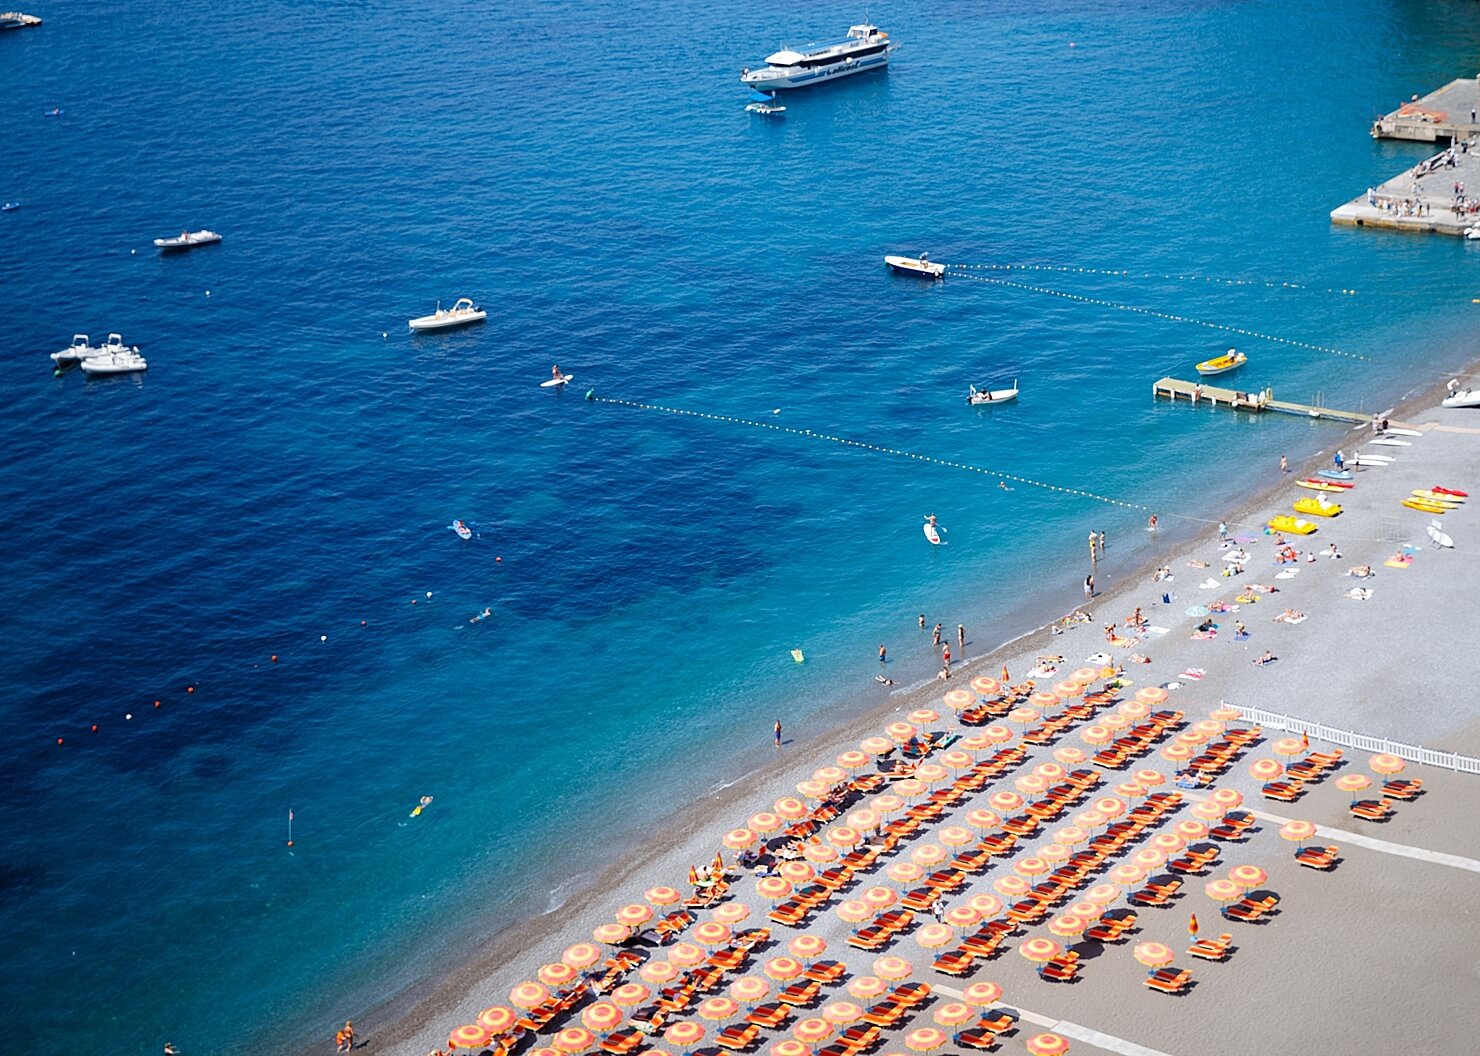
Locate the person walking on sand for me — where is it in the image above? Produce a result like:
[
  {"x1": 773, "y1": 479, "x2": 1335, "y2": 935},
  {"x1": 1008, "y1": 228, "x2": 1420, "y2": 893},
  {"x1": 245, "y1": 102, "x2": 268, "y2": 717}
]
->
[
  {"x1": 879, "y1": 644, "x2": 887, "y2": 663},
  {"x1": 942, "y1": 644, "x2": 951, "y2": 667},
  {"x1": 1218, "y1": 521, "x2": 1228, "y2": 542},
  {"x1": 1084, "y1": 573, "x2": 1094, "y2": 599},
  {"x1": 1280, "y1": 454, "x2": 1288, "y2": 473},
  {"x1": 774, "y1": 720, "x2": 782, "y2": 748}
]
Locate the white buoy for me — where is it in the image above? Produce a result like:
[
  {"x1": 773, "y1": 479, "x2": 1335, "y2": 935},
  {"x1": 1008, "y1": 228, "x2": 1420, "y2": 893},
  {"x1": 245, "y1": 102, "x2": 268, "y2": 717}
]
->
[
  {"x1": 320, "y1": 635, "x2": 327, "y2": 642},
  {"x1": 205, "y1": 290, "x2": 211, "y2": 297},
  {"x1": 425, "y1": 591, "x2": 433, "y2": 599},
  {"x1": 125, "y1": 713, "x2": 133, "y2": 720}
]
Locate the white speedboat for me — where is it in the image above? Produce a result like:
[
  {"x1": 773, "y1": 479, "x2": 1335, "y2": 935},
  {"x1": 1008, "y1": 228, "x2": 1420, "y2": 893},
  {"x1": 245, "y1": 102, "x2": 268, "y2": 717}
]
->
[
  {"x1": 409, "y1": 297, "x2": 486, "y2": 332},
  {"x1": 80, "y1": 334, "x2": 147, "y2": 374},
  {"x1": 1195, "y1": 349, "x2": 1246, "y2": 376},
  {"x1": 968, "y1": 381, "x2": 1019, "y2": 405},
  {"x1": 51, "y1": 333, "x2": 99, "y2": 364},
  {"x1": 1465, "y1": 227, "x2": 1480, "y2": 241},
  {"x1": 744, "y1": 90, "x2": 786, "y2": 115},
  {"x1": 1442, "y1": 387, "x2": 1480, "y2": 408},
  {"x1": 0, "y1": 11, "x2": 43, "y2": 29},
  {"x1": 154, "y1": 229, "x2": 222, "y2": 250},
  {"x1": 885, "y1": 253, "x2": 945, "y2": 279},
  {"x1": 740, "y1": 24, "x2": 892, "y2": 92}
]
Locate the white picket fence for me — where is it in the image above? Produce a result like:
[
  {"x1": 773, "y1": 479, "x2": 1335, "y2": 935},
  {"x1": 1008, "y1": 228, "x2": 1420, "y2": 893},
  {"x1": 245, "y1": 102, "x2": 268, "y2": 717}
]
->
[{"x1": 1235, "y1": 706, "x2": 1480, "y2": 774}]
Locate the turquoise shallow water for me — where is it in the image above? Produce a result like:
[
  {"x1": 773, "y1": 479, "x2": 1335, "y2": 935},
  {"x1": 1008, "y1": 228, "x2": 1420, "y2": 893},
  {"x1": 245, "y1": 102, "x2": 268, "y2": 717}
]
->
[{"x1": 2, "y1": 1, "x2": 1479, "y2": 1051}]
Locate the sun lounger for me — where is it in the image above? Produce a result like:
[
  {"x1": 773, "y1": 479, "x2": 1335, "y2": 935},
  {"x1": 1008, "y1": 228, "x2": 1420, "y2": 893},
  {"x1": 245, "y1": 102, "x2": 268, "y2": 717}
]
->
[
  {"x1": 1038, "y1": 952, "x2": 1079, "y2": 982},
  {"x1": 1350, "y1": 799, "x2": 1392, "y2": 822},
  {"x1": 1143, "y1": 967, "x2": 1192, "y2": 994},
  {"x1": 1221, "y1": 903, "x2": 1264, "y2": 923},
  {"x1": 836, "y1": 1025, "x2": 880, "y2": 1052},
  {"x1": 1296, "y1": 845, "x2": 1340, "y2": 870},
  {"x1": 600, "y1": 1030, "x2": 645, "y2": 1055},
  {"x1": 776, "y1": 980, "x2": 821, "y2": 1006},
  {"x1": 846, "y1": 926, "x2": 890, "y2": 951},
  {"x1": 1261, "y1": 781, "x2": 1305, "y2": 802},
  {"x1": 1128, "y1": 888, "x2": 1171, "y2": 908},
  {"x1": 954, "y1": 1029, "x2": 1001, "y2": 1051},
  {"x1": 1383, "y1": 779, "x2": 1423, "y2": 800},
  {"x1": 1187, "y1": 932, "x2": 1233, "y2": 960},
  {"x1": 975, "y1": 1010, "x2": 1016, "y2": 1035},
  {"x1": 860, "y1": 1004, "x2": 905, "y2": 1028},
  {"x1": 931, "y1": 950, "x2": 974, "y2": 975},
  {"x1": 715, "y1": 1024, "x2": 760, "y2": 1051},
  {"x1": 744, "y1": 1003, "x2": 790, "y2": 1028}
]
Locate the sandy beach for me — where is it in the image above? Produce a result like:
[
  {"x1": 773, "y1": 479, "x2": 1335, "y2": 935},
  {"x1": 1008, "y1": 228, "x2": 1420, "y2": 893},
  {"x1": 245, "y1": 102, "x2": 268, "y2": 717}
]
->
[{"x1": 363, "y1": 376, "x2": 1480, "y2": 1056}]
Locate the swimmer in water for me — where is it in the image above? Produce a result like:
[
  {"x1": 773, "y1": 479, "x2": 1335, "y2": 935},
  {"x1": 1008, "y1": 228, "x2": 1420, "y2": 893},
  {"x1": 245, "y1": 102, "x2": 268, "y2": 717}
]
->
[
  {"x1": 469, "y1": 607, "x2": 492, "y2": 624},
  {"x1": 875, "y1": 675, "x2": 894, "y2": 686},
  {"x1": 410, "y1": 795, "x2": 434, "y2": 817}
]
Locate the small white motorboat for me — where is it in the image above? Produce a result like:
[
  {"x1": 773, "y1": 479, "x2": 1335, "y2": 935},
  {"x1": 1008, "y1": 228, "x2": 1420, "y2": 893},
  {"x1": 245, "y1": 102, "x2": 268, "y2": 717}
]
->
[
  {"x1": 744, "y1": 90, "x2": 786, "y2": 115},
  {"x1": 80, "y1": 334, "x2": 147, "y2": 374},
  {"x1": 409, "y1": 297, "x2": 486, "y2": 332},
  {"x1": 50, "y1": 333, "x2": 99, "y2": 363},
  {"x1": 1442, "y1": 387, "x2": 1480, "y2": 408},
  {"x1": 1195, "y1": 348, "x2": 1246, "y2": 376},
  {"x1": 885, "y1": 253, "x2": 945, "y2": 279},
  {"x1": 967, "y1": 380, "x2": 1019, "y2": 405},
  {"x1": 0, "y1": 11, "x2": 43, "y2": 29},
  {"x1": 154, "y1": 229, "x2": 222, "y2": 251},
  {"x1": 1464, "y1": 227, "x2": 1480, "y2": 241}
]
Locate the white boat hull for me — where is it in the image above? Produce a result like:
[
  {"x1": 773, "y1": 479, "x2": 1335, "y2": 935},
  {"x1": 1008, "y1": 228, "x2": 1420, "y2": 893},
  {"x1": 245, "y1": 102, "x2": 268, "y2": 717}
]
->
[
  {"x1": 741, "y1": 50, "x2": 890, "y2": 91},
  {"x1": 80, "y1": 355, "x2": 147, "y2": 374},
  {"x1": 885, "y1": 255, "x2": 944, "y2": 279},
  {"x1": 1442, "y1": 391, "x2": 1480, "y2": 408}
]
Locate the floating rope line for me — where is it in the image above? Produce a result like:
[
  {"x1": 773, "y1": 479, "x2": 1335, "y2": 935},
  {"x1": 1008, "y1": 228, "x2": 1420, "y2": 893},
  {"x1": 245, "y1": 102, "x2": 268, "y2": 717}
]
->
[
  {"x1": 947, "y1": 270, "x2": 1374, "y2": 363},
  {"x1": 949, "y1": 262, "x2": 1370, "y2": 298}
]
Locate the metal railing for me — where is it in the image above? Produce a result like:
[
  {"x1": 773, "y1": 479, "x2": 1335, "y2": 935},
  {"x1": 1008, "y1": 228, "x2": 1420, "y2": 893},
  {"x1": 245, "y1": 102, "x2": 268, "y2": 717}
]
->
[{"x1": 1234, "y1": 706, "x2": 1480, "y2": 774}]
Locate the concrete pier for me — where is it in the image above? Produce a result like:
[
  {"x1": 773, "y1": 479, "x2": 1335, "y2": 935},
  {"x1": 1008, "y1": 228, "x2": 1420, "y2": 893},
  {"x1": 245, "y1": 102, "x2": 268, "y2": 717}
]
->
[
  {"x1": 1371, "y1": 77, "x2": 1480, "y2": 142},
  {"x1": 1329, "y1": 140, "x2": 1480, "y2": 237}
]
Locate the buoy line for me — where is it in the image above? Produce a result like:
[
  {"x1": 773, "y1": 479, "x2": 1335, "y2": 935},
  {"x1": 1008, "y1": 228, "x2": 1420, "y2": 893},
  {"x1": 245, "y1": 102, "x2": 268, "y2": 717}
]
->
[
  {"x1": 589, "y1": 396, "x2": 1433, "y2": 545},
  {"x1": 948, "y1": 262, "x2": 1371, "y2": 298},
  {"x1": 948, "y1": 270, "x2": 1374, "y2": 363}
]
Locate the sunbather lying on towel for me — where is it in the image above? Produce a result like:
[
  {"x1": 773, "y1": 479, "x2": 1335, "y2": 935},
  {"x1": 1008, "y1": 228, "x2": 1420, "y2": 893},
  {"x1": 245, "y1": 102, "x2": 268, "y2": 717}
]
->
[
  {"x1": 1348, "y1": 565, "x2": 1373, "y2": 578},
  {"x1": 1273, "y1": 609, "x2": 1307, "y2": 623},
  {"x1": 1252, "y1": 651, "x2": 1277, "y2": 666}
]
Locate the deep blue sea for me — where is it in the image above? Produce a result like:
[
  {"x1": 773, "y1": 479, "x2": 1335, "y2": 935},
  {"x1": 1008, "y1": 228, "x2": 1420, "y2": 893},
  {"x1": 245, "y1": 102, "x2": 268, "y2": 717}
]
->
[{"x1": 3, "y1": 1, "x2": 1478, "y2": 1051}]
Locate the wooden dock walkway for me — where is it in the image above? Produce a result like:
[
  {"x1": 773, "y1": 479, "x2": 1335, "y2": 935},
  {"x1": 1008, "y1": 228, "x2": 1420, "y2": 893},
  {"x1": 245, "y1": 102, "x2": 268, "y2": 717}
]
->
[{"x1": 1153, "y1": 377, "x2": 1369, "y2": 424}]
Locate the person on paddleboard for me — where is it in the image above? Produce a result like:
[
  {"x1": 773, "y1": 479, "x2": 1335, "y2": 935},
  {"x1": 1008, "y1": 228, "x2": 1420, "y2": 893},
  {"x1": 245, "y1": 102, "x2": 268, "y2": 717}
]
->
[{"x1": 551, "y1": 364, "x2": 567, "y2": 383}]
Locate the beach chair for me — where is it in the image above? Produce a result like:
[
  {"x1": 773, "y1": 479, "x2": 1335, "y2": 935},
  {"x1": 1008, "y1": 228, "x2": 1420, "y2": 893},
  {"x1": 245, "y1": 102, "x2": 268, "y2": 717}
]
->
[
  {"x1": 1350, "y1": 799, "x2": 1392, "y2": 822},
  {"x1": 744, "y1": 1003, "x2": 790, "y2": 1029},
  {"x1": 953, "y1": 1029, "x2": 1000, "y2": 1051},
  {"x1": 837, "y1": 1025, "x2": 880, "y2": 1051},
  {"x1": 1187, "y1": 933, "x2": 1234, "y2": 961},
  {"x1": 1006, "y1": 899, "x2": 1049, "y2": 925},
  {"x1": 715, "y1": 1024, "x2": 760, "y2": 1051},
  {"x1": 1295, "y1": 845, "x2": 1340, "y2": 870},
  {"x1": 1383, "y1": 779, "x2": 1423, "y2": 800},
  {"x1": 707, "y1": 949, "x2": 746, "y2": 972},
  {"x1": 1143, "y1": 968, "x2": 1191, "y2": 994},
  {"x1": 931, "y1": 950, "x2": 974, "y2": 976},
  {"x1": 1220, "y1": 903, "x2": 1264, "y2": 923},
  {"x1": 1261, "y1": 781, "x2": 1305, "y2": 802},
  {"x1": 803, "y1": 959, "x2": 846, "y2": 984},
  {"x1": 890, "y1": 982, "x2": 932, "y2": 1005},
  {"x1": 776, "y1": 980, "x2": 821, "y2": 1007},
  {"x1": 1038, "y1": 952, "x2": 1080, "y2": 982},
  {"x1": 846, "y1": 926, "x2": 890, "y2": 951},
  {"x1": 978, "y1": 833, "x2": 1017, "y2": 856},
  {"x1": 600, "y1": 1030, "x2": 645, "y2": 1055},
  {"x1": 960, "y1": 931, "x2": 1004, "y2": 959},
  {"x1": 1128, "y1": 887, "x2": 1170, "y2": 908},
  {"x1": 861, "y1": 1003, "x2": 905, "y2": 1028},
  {"x1": 975, "y1": 1010, "x2": 1016, "y2": 1035}
]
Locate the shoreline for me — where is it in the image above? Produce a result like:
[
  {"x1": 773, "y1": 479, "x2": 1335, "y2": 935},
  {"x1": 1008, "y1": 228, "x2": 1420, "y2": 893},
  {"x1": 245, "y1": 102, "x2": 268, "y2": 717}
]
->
[{"x1": 342, "y1": 355, "x2": 1479, "y2": 1056}]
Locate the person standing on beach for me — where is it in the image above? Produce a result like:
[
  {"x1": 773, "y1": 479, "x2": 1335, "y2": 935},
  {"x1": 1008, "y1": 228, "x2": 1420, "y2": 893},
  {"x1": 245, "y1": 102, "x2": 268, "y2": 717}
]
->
[
  {"x1": 879, "y1": 644, "x2": 887, "y2": 663},
  {"x1": 957, "y1": 624, "x2": 965, "y2": 651},
  {"x1": 1334, "y1": 449, "x2": 1345, "y2": 471},
  {"x1": 1218, "y1": 522, "x2": 1228, "y2": 542},
  {"x1": 774, "y1": 720, "x2": 782, "y2": 748},
  {"x1": 932, "y1": 623, "x2": 943, "y2": 647},
  {"x1": 1088, "y1": 531, "x2": 1098, "y2": 564},
  {"x1": 1147, "y1": 514, "x2": 1158, "y2": 533},
  {"x1": 942, "y1": 643, "x2": 951, "y2": 667},
  {"x1": 1084, "y1": 574, "x2": 1094, "y2": 598},
  {"x1": 1280, "y1": 454, "x2": 1288, "y2": 473},
  {"x1": 1098, "y1": 530, "x2": 1106, "y2": 554}
]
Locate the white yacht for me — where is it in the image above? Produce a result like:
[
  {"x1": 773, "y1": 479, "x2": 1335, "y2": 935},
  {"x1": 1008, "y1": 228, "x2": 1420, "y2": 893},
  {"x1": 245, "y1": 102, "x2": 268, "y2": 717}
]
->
[
  {"x1": 409, "y1": 297, "x2": 486, "y2": 332},
  {"x1": 80, "y1": 333, "x2": 148, "y2": 375},
  {"x1": 51, "y1": 333, "x2": 99, "y2": 364},
  {"x1": 0, "y1": 12, "x2": 43, "y2": 29},
  {"x1": 154, "y1": 229, "x2": 222, "y2": 251},
  {"x1": 740, "y1": 24, "x2": 892, "y2": 92}
]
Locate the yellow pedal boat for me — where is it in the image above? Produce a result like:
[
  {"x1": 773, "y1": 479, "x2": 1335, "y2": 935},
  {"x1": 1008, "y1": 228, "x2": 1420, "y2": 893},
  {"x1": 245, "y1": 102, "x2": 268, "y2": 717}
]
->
[
  {"x1": 1293, "y1": 497, "x2": 1342, "y2": 517},
  {"x1": 1268, "y1": 515, "x2": 1318, "y2": 535}
]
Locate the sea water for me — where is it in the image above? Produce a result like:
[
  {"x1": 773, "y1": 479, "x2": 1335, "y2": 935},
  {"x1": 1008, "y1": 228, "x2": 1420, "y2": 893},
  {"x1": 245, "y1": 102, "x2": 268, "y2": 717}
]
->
[{"x1": 2, "y1": 0, "x2": 1478, "y2": 1050}]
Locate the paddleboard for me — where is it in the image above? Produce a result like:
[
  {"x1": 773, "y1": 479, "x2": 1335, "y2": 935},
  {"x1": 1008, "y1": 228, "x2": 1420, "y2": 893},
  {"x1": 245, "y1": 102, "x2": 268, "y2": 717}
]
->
[
  {"x1": 923, "y1": 523, "x2": 941, "y2": 545},
  {"x1": 1433, "y1": 486, "x2": 1470, "y2": 497},
  {"x1": 1355, "y1": 453, "x2": 1394, "y2": 463},
  {"x1": 1370, "y1": 438, "x2": 1411, "y2": 447},
  {"x1": 1403, "y1": 499, "x2": 1449, "y2": 514},
  {"x1": 1379, "y1": 428, "x2": 1422, "y2": 437},
  {"x1": 451, "y1": 520, "x2": 473, "y2": 539},
  {"x1": 1427, "y1": 522, "x2": 1454, "y2": 548},
  {"x1": 1414, "y1": 489, "x2": 1465, "y2": 504},
  {"x1": 790, "y1": 649, "x2": 805, "y2": 663},
  {"x1": 1318, "y1": 470, "x2": 1353, "y2": 481},
  {"x1": 1296, "y1": 481, "x2": 1346, "y2": 493},
  {"x1": 541, "y1": 374, "x2": 575, "y2": 388}
]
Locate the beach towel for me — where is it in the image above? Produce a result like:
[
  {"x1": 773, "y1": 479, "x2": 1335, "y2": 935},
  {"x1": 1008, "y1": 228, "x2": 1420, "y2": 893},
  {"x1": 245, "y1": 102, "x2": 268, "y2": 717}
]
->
[
  {"x1": 1085, "y1": 651, "x2": 1112, "y2": 665},
  {"x1": 1274, "y1": 570, "x2": 1299, "y2": 579},
  {"x1": 1198, "y1": 578, "x2": 1219, "y2": 590},
  {"x1": 1274, "y1": 613, "x2": 1307, "y2": 624},
  {"x1": 1345, "y1": 588, "x2": 1374, "y2": 601},
  {"x1": 1384, "y1": 555, "x2": 1413, "y2": 569},
  {"x1": 1234, "y1": 594, "x2": 1257, "y2": 604},
  {"x1": 1191, "y1": 630, "x2": 1217, "y2": 640},
  {"x1": 1179, "y1": 668, "x2": 1206, "y2": 681},
  {"x1": 1111, "y1": 636, "x2": 1136, "y2": 647},
  {"x1": 1145, "y1": 626, "x2": 1170, "y2": 638}
]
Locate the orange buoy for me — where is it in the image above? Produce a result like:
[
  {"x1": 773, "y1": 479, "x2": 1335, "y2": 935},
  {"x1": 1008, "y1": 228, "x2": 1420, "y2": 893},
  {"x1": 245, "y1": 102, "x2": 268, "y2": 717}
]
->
[
  {"x1": 154, "y1": 701, "x2": 161, "y2": 708},
  {"x1": 91, "y1": 725, "x2": 98, "y2": 732},
  {"x1": 271, "y1": 655, "x2": 278, "y2": 662},
  {"x1": 57, "y1": 737, "x2": 64, "y2": 745},
  {"x1": 187, "y1": 686, "x2": 195, "y2": 694}
]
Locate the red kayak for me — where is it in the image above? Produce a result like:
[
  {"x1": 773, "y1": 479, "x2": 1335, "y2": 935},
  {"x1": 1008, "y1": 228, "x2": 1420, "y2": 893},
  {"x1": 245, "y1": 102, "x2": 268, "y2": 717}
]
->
[
  {"x1": 1304, "y1": 477, "x2": 1354, "y2": 489},
  {"x1": 1432, "y1": 485, "x2": 1469, "y2": 497}
]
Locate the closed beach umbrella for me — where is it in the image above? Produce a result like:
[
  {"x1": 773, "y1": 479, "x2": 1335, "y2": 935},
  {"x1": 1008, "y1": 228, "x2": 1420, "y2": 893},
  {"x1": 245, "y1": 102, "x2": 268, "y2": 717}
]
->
[
  {"x1": 1038, "y1": 843, "x2": 1071, "y2": 862},
  {"x1": 1048, "y1": 914, "x2": 1089, "y2": 937},
  {"x1": 1080, "y1": 725, "x2": 1112, "y2": 745},
  {"x1": 916, "y1": 923, "x2": 956, "y2": 948},
  {"x1": 669, "y1": 943, "x2": 707, "y2": 967},
  {"x1": 909, "y1": 708, "x2": 941, "y2": 726},
  {"x1": 911, "y1": 844, "x2": 949, "y2": 867},
  {"x1": 769, "y1": 952, "x2": 805, "y2": 976},
  {"x1": 939, "y1": 825, "x2": 975, "y2": 847},
  {"x1": 1009, "y1": 707, "x2": 1042, "y2": 726},
  {"x1": 644, "y1": 886, "x2": 682, "y2": 907},
  {"x1": 1271, "y1": 737, "x2": 1305, "y2": 757},
  {"x1": 822, "y1": 1002, "x2": 864, "y2": 1026},
  {"x1": 887, "y1": 861, "x2": 926, "y2": 884},
  {"x1": 981, "y1": 725, "x2": 1015, "y2": 744},
  {"x1": 944, "y1": 906, "x2": 982, "y2": 929},
  {"x1": 1160, "y1": 744, "x2": 1192, "y2": 763},
  {"x1": 611, "y1": 983, "x2": 651, "y2": 1007},
  {"x1": 1133, "y1": 942, "x2": 1175, "y2": 968},
  {"x1": 1229, "y1": 864, "x2": 1267, "y2": 888},
  {"x1": 510, "y1": 982, "x2": 549, "y2": 1009},
  {"x1": 1369, "y1": 753, "x2": 1405, "y2": 775},
  {"x1": 861, "y1": 886, "x2": 898, "y2": 909},
  {"x1": 450, "y1": 1025, "x2": 494, "y2": 1050},
  {"x1": 945, "y1": 688, "x2": 977, "y2": 710},
  {"x1": 837, "y1": 750, "x2": 871, "y2": 770},
  {"x1": 1117, "y1": 701, "x2": 1150, "y2": 720},
  {"x1": 1191, "y1": 800, "x2": 1225, "y2": 821},
  {"x1": 837, "y1": 900, "x2": 872, "y2": 923},
  {"x1": 873, "y1": 955, "x2": 913, "y2": 980},
  {"x1": 1176, "y1": 820, "x2": 1209, "y2": 840},
  {"x1": 871, "y1": 793, "x2": 905, "y2": 814},
  {"x1": 886, "y1": 722, "x2": 916, "y2": 742},
  {"x1": 1110, "y1": 864, "x2": 1146, "y2": 886},
  {"x1": 1209, "y1": 788, "x2": 1243, "y2": 809},
  {"x1": 593, "y1": 923, "x2": 632, "y2": 945},
  {"x1": 814, "y1": 765, "x2": 846, "y2": 784},
  {"x1": 994, "y1": 875, "x2": 1030, "y2": 897},
  {"x1": 553, "y1": 1027, "x2": 596, "y2": 1053},
  {"x1": 1026, "y1": 1034, "x2": 1071, "y2": 1056},
  {"x1": 1053, "y1": 826, "x2": 1088, "y2": 846},
  {"x1": 750, "y1": 811, "x2": 784, "y2": 834},
  {"x1": 770, "y1": 1042, "x2": 810, "y2": 1056},
  {"x1": 1018, "y1": 937, "x2": 1062, "y2": 963},
  {"x1": 640, "y1": 960, "x2": 681, "y2": 984},
  {"x1": 476, "y1": 1007, "x2": 518, "y2": 1033},
  {"x1": 792, "y1": 1018, "x2": 833, "y2": 1044},
  {"x1": 966, "y1": 809, "x2": 1002, "y2": 831},
  {"x1": 1135, "y1": 687, "x2": 1168, "y2": 706},
  {"x1": 729, "y1": 977, "x2": 769, "y2": 1004},
  {"x1": 961, "y1": 980, "x2": 1004, "y2": 1006},
  {"x1": 723, "y1": 828, "x2": 758, "y2": 850},
  {"x1": 1054, "y1": 746, "x2": 1088, "y2": 765},
  {"x1": 757, "y1": 877, "x2": 793, "y2": 901},
  {"x1": 563, "y1": 943, "x2": 602, "y2": 969},
  {"x1": 904, "y1": 1027, "x2": 949, "y2": 1052},
  {"x1": 1280, "y1": 820, "x2": 1317, "y2": 847},
  {"x1": 933, "y1": 1002, "x2": 976, "y2": 1027},
  {"x1": 693, "y1": 921, "x2": 732, "y2": 946},
  {"x1": 1031, "y1": 691, "x2": 1061, "y2": 710},
  {"x1": 1249, "y1": 759, "x2": 1284, "y2": 781},
  {"x1": 616, "y1": 904, "x2": 654, "y2": 927},
  {"x1": 970, "y1": 676, "x2": 1001, "y2": 696},
  {"x1": 774, "y1": 797, "x2": 809, "y2": 819},
  {"x1": 969, "y1": 893, "x2": 1004, "y2": 917},
  {"x1": 780, "y1": 861, "x2": 815, "y2": 883},
  {"x1": 1204, "y1": 879, "x2": 1241, "y2": 902},
  {"x1": 796, "y1": 778, "x2": 829, "y2": 799},
  {"x1": 711, "y1": 903, "x2": 750, "y2": 925},
  {"x1": 539, "y1": 962, "x2": 580, "y2": 986},
  {"x1": 803, "y1": 843, "x2": 840, "y2": 865},
  {"x1": 989, "y1": 790, "x2": 1025, "y2": 812},
  {"x1": 1085, "y1": 883, "x2": 1120, "y2": 905},
  {"x1": 789, "y1": 934, "x2": 828, "y2": 959},
  {"x1": 827, "y1": 825, "x2": 863, "y2": 848},
  {"x1": 1014, "y1": 856, "x2": 1050, "y2": 877},
  {"x1": 697, "y1": 997, "x2": 740, "y2": 1021},
  {"x1": 848, "y1": 976, "x2": 888, "y2": 999},
  {"x1": 663, "y1": 1023, "x2": 705, "y2": 1050},
  {"x1": 583, "y1": 1002, "x2": 624, "y2": 1032},
  {"x1": 861, "y1": 736, "x2": 895, "y2": 755}
]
